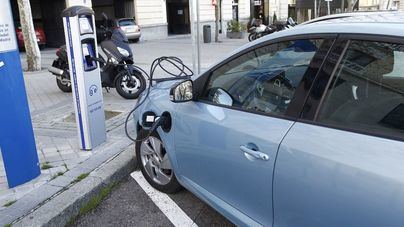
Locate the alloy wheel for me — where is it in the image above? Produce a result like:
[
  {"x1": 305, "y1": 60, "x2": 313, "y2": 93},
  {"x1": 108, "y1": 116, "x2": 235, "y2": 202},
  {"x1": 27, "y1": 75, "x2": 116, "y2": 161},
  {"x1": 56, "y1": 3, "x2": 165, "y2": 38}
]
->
[
  {"x1": 121, "y1": 74, "x2": 141, "y2": 94},
  {"x1": 139, "y1": 136, "x2": 173, "y2": 185}
]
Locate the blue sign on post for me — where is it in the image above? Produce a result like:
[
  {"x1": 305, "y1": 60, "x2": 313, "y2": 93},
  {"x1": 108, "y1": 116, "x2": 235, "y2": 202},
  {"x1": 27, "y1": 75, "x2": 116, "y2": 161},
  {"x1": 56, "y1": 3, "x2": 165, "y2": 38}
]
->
[{"x1": 0, "y1": 1, "x2": 40, "y2": 188}]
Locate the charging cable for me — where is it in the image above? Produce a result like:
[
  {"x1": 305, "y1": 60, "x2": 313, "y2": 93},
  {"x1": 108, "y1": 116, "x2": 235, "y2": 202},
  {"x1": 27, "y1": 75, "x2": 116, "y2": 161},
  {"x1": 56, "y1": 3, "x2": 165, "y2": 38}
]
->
[{"x1": 124, "y1": 56, "x2": 193, "y2": 143}]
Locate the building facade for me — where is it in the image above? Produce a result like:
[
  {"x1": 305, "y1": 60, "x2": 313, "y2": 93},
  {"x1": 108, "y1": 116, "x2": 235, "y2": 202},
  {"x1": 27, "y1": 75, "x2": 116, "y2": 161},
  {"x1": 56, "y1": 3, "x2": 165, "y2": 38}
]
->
[
  {"x1": 359, "y1": 0, "x2": 401, "y2": 10},
  {"x1": 134, "y1": 0, "x2": 252, "y2": 40},
  {"x1": 10, "y1": 0, "x2": 255, "y2": 47},
  {"x1": 9, "y1": 0, "x2": 306, "y2": 47}
]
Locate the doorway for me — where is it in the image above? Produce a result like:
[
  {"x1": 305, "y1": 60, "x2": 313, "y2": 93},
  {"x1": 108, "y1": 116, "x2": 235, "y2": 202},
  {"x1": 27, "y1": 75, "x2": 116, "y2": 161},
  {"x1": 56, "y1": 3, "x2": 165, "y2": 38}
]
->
[{"x1": 166, "y1": 0, "x2": 190, "y2": 34}]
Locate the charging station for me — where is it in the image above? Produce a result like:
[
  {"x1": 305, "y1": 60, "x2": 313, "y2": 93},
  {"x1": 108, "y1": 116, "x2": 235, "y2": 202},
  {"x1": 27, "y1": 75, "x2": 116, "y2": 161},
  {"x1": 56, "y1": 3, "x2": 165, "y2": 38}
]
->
[
  {"x1": 62, "y1": 6, "x2": 106, "y2": 150},
  {"x1": 0, "y1": 0, "x2": 40, "y2": 188}
]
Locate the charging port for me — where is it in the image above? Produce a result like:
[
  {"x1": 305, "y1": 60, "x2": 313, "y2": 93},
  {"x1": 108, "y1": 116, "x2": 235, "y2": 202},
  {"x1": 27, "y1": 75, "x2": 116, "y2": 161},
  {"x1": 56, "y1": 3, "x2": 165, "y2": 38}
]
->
[{"x1": 161, "y1": 112, "x2": 172, "y2": 133}]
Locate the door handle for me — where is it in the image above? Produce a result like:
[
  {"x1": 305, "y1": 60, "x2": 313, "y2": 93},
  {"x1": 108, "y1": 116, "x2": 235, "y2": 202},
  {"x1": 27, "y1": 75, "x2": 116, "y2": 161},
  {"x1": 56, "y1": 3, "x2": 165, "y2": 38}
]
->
[{"x1": 240, "y1": 145, "x2": 269, "y2": 161}]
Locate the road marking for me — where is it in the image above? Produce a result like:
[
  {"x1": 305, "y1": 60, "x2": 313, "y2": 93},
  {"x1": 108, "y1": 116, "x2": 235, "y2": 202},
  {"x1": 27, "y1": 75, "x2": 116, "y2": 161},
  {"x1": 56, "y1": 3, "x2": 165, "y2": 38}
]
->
[{"x1": 131, "y1": 171, "x2": 198, "y2": 227}]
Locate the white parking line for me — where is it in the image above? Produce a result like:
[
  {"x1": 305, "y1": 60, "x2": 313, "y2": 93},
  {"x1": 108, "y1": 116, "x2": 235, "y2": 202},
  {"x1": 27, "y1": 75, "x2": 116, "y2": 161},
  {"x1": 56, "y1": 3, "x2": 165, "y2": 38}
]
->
[{"x1": 131, "y1": 171, "x2": 198, "y2": 227}]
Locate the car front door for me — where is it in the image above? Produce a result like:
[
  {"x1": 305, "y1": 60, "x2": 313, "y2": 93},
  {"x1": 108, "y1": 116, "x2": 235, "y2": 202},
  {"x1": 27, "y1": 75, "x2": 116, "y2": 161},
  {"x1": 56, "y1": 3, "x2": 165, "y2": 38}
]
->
[
  {"x1": 273, "y1": 37, "x2": 404, "y2": 227},
  {"x1": 173, "y1": 37, "x2": 333, "y2": 226}
]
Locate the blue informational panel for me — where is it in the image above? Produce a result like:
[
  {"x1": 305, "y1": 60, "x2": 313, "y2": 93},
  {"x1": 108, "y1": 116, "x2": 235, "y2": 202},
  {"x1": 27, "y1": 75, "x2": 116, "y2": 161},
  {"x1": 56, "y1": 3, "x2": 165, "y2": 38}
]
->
[{"x1": 0, "y1": 1, "x2": 40, "y2": 188}]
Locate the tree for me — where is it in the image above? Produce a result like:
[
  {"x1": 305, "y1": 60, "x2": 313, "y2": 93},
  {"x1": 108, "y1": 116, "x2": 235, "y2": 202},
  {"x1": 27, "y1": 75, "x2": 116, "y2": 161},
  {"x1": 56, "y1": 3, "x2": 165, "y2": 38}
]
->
[
  {"x1": 17, "y1": 0, "x2": 41, "y2": 71},
  {"x1": 214, "y1": 0, "x2": 220, "y2": 42}
]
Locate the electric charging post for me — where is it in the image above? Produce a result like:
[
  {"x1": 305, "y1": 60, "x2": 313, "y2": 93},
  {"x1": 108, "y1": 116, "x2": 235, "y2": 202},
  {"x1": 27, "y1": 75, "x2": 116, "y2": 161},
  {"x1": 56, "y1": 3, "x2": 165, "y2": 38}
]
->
[{"x1": 62, "y1": 6, "x2": 106, "y2": 150}]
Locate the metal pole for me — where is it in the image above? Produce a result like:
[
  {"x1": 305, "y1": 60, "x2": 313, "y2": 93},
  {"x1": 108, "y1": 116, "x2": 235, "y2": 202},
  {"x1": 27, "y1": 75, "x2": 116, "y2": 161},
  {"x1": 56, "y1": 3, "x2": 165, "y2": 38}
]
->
[
  {"x1": 196, "y1": 0, "x2": 201, "y2": 74},
  {"x1": 189, "y1": 0, "x2": 201, "y2": 74},
  {"x1": 327, "y1": 1, "x2": 330, "y2": 14},
  {"x1": 314, "y1": 0, "x2": 317, "y2": 18}
]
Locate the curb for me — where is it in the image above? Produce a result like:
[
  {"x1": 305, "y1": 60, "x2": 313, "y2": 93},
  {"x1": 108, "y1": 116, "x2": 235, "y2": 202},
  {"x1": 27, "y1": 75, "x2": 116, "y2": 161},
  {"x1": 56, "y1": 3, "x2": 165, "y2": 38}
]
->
[{"x1": 13, "y1": 145, "x2": 137, "y2": 227}]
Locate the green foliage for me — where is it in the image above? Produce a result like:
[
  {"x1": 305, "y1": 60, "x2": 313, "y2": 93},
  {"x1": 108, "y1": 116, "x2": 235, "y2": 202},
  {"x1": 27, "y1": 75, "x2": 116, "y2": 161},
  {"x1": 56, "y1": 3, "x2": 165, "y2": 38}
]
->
[
  {"x1": 50, "y1": 171, "x2": 65, "y2": 180},
  {"x1": 227, "y1": 20, "x2": 246, "y2": 33},
  {"x1": 66, "y1": 183, "x2": 118, "y2": 226},
  {"x1": 4, "y1": 224, "x2": 12, "y2": 227},
  {"x1": 3, "y1": 200, "x2": 16, "y2": 207},
  {"x1": 41, "y1": 162, "x2": 53, "y2": 170},
  {"x1": 79, "y1": 183, "x2": 116, "y2": 215},
  {"x1": 71, "y1": 173, "x2": 90, "y2": 184}
]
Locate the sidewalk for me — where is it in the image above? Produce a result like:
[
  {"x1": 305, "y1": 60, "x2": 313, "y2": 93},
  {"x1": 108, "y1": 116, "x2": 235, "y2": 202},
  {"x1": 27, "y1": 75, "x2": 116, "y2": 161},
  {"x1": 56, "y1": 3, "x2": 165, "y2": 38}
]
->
[{"x1": 0, "y1": 35, "x2": 248, "y2": 226}]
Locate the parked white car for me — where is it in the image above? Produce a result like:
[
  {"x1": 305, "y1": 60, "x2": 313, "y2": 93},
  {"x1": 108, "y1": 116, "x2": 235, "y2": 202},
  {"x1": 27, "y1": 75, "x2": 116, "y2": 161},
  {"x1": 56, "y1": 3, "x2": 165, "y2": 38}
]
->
[{"x1": 115, "y1": 18, "x2": 141, "y2": 42}]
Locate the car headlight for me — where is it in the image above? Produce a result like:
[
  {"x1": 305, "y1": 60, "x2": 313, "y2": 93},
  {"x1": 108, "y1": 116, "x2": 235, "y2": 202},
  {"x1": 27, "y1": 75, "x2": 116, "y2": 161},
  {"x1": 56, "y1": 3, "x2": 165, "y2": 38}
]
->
[{"x1": 117, "y1": 47, "x2": 130, "y2": 57}]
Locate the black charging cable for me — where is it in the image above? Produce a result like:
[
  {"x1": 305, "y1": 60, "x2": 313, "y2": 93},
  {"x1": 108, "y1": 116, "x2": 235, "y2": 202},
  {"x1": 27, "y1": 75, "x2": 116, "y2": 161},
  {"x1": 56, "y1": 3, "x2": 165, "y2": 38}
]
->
[{"x1": 124, "y1": 56, "x2": 193, "y2": 143}]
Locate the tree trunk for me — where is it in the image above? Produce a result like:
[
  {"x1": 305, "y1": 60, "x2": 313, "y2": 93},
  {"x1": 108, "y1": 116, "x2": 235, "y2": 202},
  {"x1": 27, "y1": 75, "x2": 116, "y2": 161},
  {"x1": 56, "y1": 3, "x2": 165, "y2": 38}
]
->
[
  {"x1": 17, "y1": 0, "x2": 41, "y2": 71},
  {"x1": 347, "y1": 0, "x2": 353, "y2": 11},
  {"x1": 341, "y1": 0, "x2": 345, "y2": 12},
  {"x1": 215, "y1": 1, "x2": 220, "y2": 42}
]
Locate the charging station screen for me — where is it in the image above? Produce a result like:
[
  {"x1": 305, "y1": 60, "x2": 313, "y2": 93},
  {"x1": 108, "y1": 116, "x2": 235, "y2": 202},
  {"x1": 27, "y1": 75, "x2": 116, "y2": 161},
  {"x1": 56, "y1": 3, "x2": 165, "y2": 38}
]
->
[
  {"x1": 82, "y1": 43, "x2": 97, "y2": 71},
  {"x1": 79, "y1": 17, "x2": 93, "y2": 35}
]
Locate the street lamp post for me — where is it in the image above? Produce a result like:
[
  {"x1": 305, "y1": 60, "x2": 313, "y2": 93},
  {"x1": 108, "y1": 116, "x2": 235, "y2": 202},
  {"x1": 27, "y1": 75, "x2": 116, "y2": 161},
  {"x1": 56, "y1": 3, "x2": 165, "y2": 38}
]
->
[
  {"x1": 314, "y1": 0, "x2": 317, "y2": 18},
  {"x1": 190, "y1": 0, "x2": 201, "y2": 74},
  {"x1": 325, "y1": 0, "x2": 332, "y2": 15}
]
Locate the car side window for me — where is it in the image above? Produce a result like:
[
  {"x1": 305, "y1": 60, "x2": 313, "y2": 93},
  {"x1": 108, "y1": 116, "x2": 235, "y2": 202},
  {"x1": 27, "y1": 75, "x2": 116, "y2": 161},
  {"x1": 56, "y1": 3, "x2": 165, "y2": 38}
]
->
[
  {"x1": 201, "y1": 39, "x2": 324, "y2": 116},
  {"x1": 316, "y1": 40, "x2": 404, "y2": 138}
]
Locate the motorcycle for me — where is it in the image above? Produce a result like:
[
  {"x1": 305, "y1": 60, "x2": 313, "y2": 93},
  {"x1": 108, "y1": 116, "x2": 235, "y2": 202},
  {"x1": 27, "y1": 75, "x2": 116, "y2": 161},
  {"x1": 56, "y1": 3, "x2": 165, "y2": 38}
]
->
[
  {"x1": 248, "y1": 17, "x2": 297, "y2": 42},
  {"x1": 248, "y1": 23, "x2": 274, "y2": 42},
  {"x1": 48, "y1": 13, "x2": 146, "y2": 99}
]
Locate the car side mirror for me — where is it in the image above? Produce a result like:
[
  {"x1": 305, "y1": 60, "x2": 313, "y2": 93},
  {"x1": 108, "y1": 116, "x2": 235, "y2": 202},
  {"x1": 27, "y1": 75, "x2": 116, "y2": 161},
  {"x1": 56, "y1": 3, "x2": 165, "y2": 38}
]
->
[
  {"x1": 170, "y1": 80, "x2": 193, "y2": 103},
  {"x1": 212, "y1": 88, "x2": 233, "y2": 106}
]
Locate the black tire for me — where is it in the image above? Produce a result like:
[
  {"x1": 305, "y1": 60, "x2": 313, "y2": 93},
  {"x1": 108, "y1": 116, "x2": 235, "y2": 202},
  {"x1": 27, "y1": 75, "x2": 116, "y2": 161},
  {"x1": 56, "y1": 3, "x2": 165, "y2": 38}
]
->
[
  {"x1": 248, "y1": 33, "x2": 253, "y2": 41},
  {"x1": 115, "y1": 70, "x2": 146, "y2": 99},
  {"x1": 132, "y1": 38, "x2": 140, "y2": 43},
  {"x1": 136, "y1": 130, "x2": 182, "y2": 194},
  {"x1": 56, "y1": 78, "x2": 72, "y2": 92},
  {"x1": 248, "y1": 33, "x2": 256, "y2": 42}
]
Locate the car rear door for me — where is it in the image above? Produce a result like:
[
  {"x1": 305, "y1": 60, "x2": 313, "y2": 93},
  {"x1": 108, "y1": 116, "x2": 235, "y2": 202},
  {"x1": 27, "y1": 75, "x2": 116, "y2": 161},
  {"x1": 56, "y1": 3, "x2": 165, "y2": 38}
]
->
[
  {"x1": 273, "y1": 36, "x2": 404, "y2": 227},
  {"x1": 173, "y1": 37, "x2": 334, "y2": 226}
]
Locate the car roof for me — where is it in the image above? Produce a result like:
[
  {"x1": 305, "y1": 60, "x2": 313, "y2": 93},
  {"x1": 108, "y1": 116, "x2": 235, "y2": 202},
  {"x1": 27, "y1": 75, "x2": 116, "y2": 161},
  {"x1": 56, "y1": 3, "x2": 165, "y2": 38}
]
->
[
  {"x1": 301, "y1": 11, "x2": 404, "y2": 25},
  {"x1": 257, "y1": 11, "x2": 404, "y2": 43},
  {"x1": 199, "y1": 11, "x2": 404, "y2": 78}
]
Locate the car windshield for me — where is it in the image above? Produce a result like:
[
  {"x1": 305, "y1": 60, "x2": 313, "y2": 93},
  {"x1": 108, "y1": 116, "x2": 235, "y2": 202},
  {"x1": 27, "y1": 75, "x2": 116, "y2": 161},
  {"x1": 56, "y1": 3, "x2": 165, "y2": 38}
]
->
[{"x1": 119, "y1": 19, "x2": 136, "y2": 26}]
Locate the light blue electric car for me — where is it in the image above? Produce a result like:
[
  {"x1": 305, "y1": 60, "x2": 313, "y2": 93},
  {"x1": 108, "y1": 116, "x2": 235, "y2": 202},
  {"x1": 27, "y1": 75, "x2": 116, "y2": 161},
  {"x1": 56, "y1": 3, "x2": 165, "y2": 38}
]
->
[{"x1": 133, "y1": 12, "x2": 404, "y2": 227}]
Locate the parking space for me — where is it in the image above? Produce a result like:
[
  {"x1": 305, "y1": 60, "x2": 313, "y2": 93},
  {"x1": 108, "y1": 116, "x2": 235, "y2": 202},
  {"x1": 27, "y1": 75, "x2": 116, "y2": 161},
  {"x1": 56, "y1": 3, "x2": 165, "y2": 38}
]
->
[{"x1": 74, "y1": 172, "x2": 235, "y2": 227}]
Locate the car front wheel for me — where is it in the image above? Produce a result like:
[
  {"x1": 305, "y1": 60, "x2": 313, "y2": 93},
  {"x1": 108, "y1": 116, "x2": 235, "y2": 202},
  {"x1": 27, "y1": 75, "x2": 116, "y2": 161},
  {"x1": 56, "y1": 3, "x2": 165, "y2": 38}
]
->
[{"x1": 136, "y1": 130, "x2": 182, "y2": 194}]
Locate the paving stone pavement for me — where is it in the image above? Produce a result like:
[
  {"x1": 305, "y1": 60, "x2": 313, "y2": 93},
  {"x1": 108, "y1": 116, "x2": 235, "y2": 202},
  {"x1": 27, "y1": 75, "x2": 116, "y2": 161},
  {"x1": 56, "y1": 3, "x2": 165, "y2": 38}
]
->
[{"x1": 0, "y1": 35, "x2": 248, "y2": 221}]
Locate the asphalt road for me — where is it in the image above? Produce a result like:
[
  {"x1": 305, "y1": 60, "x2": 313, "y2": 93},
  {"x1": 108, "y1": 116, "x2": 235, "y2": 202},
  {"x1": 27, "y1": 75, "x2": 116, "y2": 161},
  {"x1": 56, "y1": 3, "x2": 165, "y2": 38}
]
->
[{"x1": 73, "y1": 172, "x2": 235, "y2": 227}]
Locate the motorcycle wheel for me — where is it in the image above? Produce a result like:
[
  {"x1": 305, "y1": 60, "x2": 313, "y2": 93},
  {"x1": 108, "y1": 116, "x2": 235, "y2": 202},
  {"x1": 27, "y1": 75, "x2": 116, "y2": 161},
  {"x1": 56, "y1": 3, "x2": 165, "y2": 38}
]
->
[
  {"x1": 248, "y1": 33, "x2": 255, "y2": 42},
  {"x1": 115, "y1": 70, "x2": 146, "y2": 99},
  {"x1": 56, "y1": 78, "x2": 72, "y2": 93}
]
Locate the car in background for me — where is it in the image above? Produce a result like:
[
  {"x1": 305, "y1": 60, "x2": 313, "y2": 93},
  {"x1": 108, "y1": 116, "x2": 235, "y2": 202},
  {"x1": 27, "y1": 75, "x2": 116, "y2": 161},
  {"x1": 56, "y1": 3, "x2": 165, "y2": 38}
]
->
[
  {"x1": 15, "y1": 21, "x2": 46, "y2": 50},
  {"x1": 115, "y1": 18, "x2": 141, "y2": 42},
  {"x1": 133, "y1": 11, "x2": 404, "y2": 227}
]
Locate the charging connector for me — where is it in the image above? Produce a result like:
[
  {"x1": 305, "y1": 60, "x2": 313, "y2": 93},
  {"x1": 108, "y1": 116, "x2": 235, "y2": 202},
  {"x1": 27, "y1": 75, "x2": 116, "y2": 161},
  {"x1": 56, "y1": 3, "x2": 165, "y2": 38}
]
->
[
  {"x1": 148, "y1": 115, "x2": 167, "y2": 134},
  {"x1": 124, "y1": 56, "x2": 193, "y2": 143}
]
